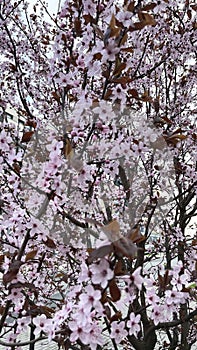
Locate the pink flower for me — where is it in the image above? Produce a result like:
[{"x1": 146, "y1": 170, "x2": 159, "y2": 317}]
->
[
  {"x1": 103, "y1": 40, "x2": 120, "y2": 61},
  {"x1": 79, "y1": 285, "x2": 102, "y2": 313},
  {"x1": 131, "y1": 141, "x2": 149, "y2": 158},
  {"x1": 88, "y1": 321, "x2": 104, "y2": 350},
  {"x1": 130, "y1": 267, "x2": 144, "y2": 290},
  {"x1": 33, "y1": 314, "x2": 51, "y2": 336},
  {"x1": 124, "y1": 282, "x2": 136, "y2": 303},
  {"x1": 127, "y1": 313, "x2": 141, "y2": 336},
  {"x1": 26, "y1": 218, "x2": 48, "y2": 240},
  {"x1": 111, "y1": 321, "x2": 128, "y2": 343},
  {"x1": 171, "y1": 273, "x2": 189, "y2": 291},
  {"x1": 46, "y1": 139, "x2": 63, "y2": 155},
  {"x1": 7, "y1": 288, "x2": 24, "y2": 302},
  {"x1": 53, "y1": 302, "x2": 73, "y2": 327},
  {"x1": 150, "y1": 305, "x2": 165, "y2": 326},
  {"x1": 169, "y1": 260, "x2": 183, "y2": 279},
  {"x1": 90, "y1": 259, "x2": 114, "y2": 288},
  {"x1": 165, "y1": 290, "x2": 189, "y2": 306},
  {"x1": 16, "y1": 316, "x2": 31, "y2": 334},
  {"x1": 69, "y1": 320, "x2": 91, "y2": 344},
  {"x1": 146, "y1": 288, "x2": 160, "y2": 305},
  {"x1": 83, "y1": 0, "x2": 96, "y2": 17},
  {"x1": 78, "y1": 262, "x2": 90, "y2": 283},
  {"x1": 117, "y1": 11, "x2": 133, "y2": 27},
  {"x1": 44, "y1": 155, "x2": 62, "y2": 176},
  {"x1": 0, "y1": 129, "x2": 12, "y2": 151}
]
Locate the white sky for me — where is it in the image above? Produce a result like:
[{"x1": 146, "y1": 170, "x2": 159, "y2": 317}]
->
[
  {"x1": 27, "y1": 1, "x2": 63, "y2": 16},
  {"x1": 43, "y1": 0, "x2": 63, "y2": 14}
]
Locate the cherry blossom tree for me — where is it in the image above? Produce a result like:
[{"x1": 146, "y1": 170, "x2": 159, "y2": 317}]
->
[{"x1": 0, "y1": 0, "x2": 197, "y2": 349}]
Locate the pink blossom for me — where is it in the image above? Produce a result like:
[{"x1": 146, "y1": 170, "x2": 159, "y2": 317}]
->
[
  {"x1": 7, "y1": 288, "x2": 23, "y2": 302},
  {"x1": 130, "y1": 267, "x2": 144, "y2": 290},
  {"x1": 146, "y1": 288, "x2": 160, "y2": 305},
  {"x1": 88, "y1": 321, "x2": 104, "y2": 350},
  {"x1": 131, "y1": 141, "x2": 149, "y2": 158},
  {"x1": 0, "y1": 129, "x2": 12, "y2": 151},
  {"x1": 117, "y1": 11, "x2": 133, "y2": 27},
  {"x1": 90, "y1": 259, "x2": 114, "y2": 288},
  {"x1": 69, "y1": 320, "x2": 91, "y2": 344},
  {"x1": 165, "y1": 290, "x2": 189, "y2": 306},
  {"x1": 79, "y1": 285, "x2": 102, "y2": 313},
  {"x1": 53, "y1": 302, "x2": 73, "y2": 327},
  {"x1": 171, "y1": 273, "x2": 189, "y2": 291},
  {"x1": 78, "y1": 262, "x2": 90, "y2": 283},
  {"x1": 127, "y1": 313, "x2": 141, "y2": 336},
  {"x1": 103, "y1": 40, "x2": 120, "y2": 61},
  {"x1": 111, "y1": 321, "x2": 128, "y2": 343},
  {"x1": 33, "y1": 314, "x2": 51, "y2": 336},
  {"x1": 83, "y1": 0, "x2": 96, "y2": 17},
  {"x1": 150, "y1": 305, "x2": 165, "y2": 326},
  {"x1": 16, "y1": 316, "x2": 31, "y2": 334}
]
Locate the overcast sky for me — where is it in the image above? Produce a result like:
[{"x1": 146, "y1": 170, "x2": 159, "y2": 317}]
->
[{"x1": 44, "y1": 0, "x2": 63, "y2": 14}]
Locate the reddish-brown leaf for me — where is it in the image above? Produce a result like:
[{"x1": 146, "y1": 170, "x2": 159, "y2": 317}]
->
[
  {"x1": 10, "y1": 282, "x2": 36, "y2": 290},
  {"x1": 83, "y1": 14, "x2": 95, "y2": 25},
  {"x1": 127, "y1": 1, "x2": 134, "y2": 12},
  {"x1": 88, "y1": 244, "x2": 113, "y2": 263},
  {"x1": 25, "y1": 119, "x2": 37, "y2": 128},
  {"x1": 138, "y1": 12, "x2": 156, "y2": 26},
  {"x1": 104, "y1": 14, "x2": 121, "y2": 44},
  {"x1": 3, "y1": 269, "x2": 19, "y2": 284},
  {"x1": 13, "y1": 162, "x2": 21, "y2": 174},
  {"x1": 161, "y1": 116, "x2": 173, "y2": 125},
  {"x1": 102, "y1": 219, "x2": 120, "y2": 241},
  {"x1": 101, "y1": 291, "x2": 109, "y2": 305},
  {"x1": 192, "y1": 239, "x2": 197, "y2": 246},
  {"x1": 104, "y1": 89, "x2": 112, "y2": 100},
  {"x1": 0, "y1": 306, "x2": 5, "y2": 314},
  {"x1": 113, "y1": 62, "x2": 127, "y2": 77},
  {"x1": 104, "y1": 305, "x2": 111, "y2": 319},
  {"x1": 21, "y1": 131, "x2": 34, "y2": 143},
  {"x1": 92, "y1": 24, "x2": 104, "y2": 40},
  {"x1": 110, "y1": 311, "x2": 122, "y2": 323},
  {"x1": 109, "y1": 279, "x2": 121, "y2": 302},
  {"x1": 93, "y1": 52, "x2": 102, "y2": 60},
  {"x1": 164, "y1": 133, "x2": 187, "y2": 145},
  {"x1": 113, "y1": 237, "x2": 138, "y2": 258},
  {"x1": 141, "y1": 90, "x2": 153, "y2": 102},
  {"x1": 63, "y1": 137, "x2": 74, "y2": 160},
  {"x1": 114, "y1": 259, "x2": 127, "y2": 276},
  {"x1": 39, "y1": 305, "x2": 54, "y2": 317},
  {"x1": 103, "y1": 69, "x2": 111, "y2": 79},
  {"x1": 61, "y1": 33, "x2": 67, "y2": 43},
  {"x1": 43, "y1": 236, "x2": 56, "y2": 249},
  {"x1": 129, "y1": 227, "x2": 145, "y2": 244},
  {"x1": 128, "y1": 88, "x2": 139, "y2": 98},
  {"x1": 0, "y1": 255, "x2": 5, "y2": 267},
  {"x1": 187, "y1": 9, "x2": 192, "y2": 19},
  {"x1": 9, "y1": 64, "x2": 17, "y2": 72},
  {"x1": 141, "y1": 3, "x2": 157, "y2": 11},
  {"x1": 52, "y1": 91, "x2": 60, "y2": 102},
  {"x1": 25, "y1": 250, "x2": 38, "y2": 261},
  {"x1": 3, "y1": 260, "x2": 23, "y2": 284},
  {"x1": 133, "y1": 21, "x2": 147, "y2": 30},
  {"x1": 119, "y1": 32, "x2": 128, "y2": 46},
  {"x1": 121, "y1": 46, "x2": 134, "y2": 53},
  {"x1": 158, "y1": 270, "x2": 170, "y2": 292},
  {"x1": 74, "y1": 18, "x2": 82, "y2": 36}
]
